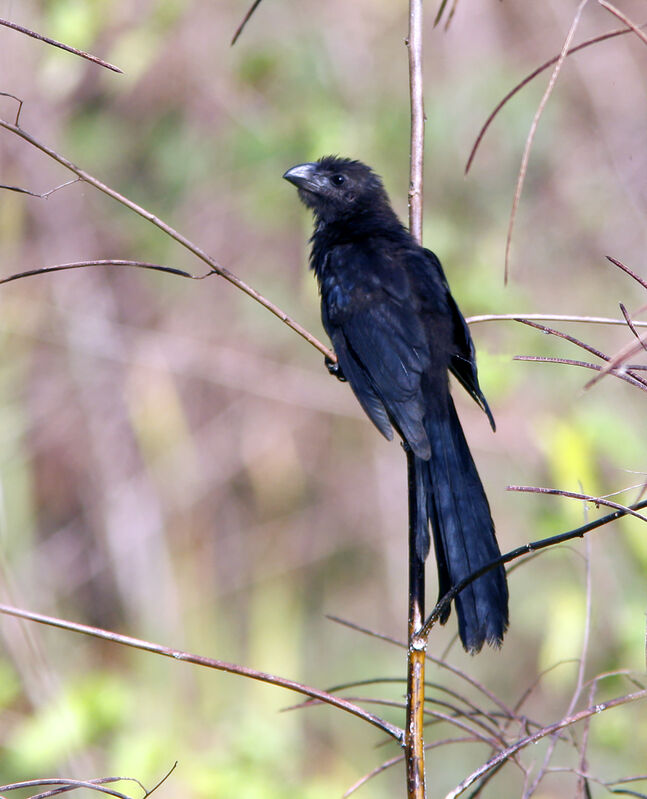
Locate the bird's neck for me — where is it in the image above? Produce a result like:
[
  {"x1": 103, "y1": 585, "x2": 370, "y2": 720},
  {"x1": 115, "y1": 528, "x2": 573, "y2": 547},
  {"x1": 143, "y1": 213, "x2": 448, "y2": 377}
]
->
[{"x1": 312, "y1": 208, "x2": 406, "y2": 247}]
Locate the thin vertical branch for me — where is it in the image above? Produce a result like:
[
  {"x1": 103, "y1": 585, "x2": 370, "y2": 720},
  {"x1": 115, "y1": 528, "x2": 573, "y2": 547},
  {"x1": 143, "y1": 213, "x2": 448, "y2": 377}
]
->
[
  {"x1": 407, "y1": 0, "x2": 425, "y2": 245},
  {"x1": 406, "y1": 2, "x2": 426, "y2": 796},
  {"x1": 405, "y1": 1, "x2": 427, "y2": 796},
  {"x1": 405, "y1": 449, "x2": 427, "y2": 799}
]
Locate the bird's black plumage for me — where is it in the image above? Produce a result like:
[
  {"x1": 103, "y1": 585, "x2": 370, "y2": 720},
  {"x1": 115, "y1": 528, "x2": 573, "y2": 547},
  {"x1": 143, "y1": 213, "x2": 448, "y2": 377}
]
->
[{"x1": 284, "y1": 156, "x2": 508, "y2": 652}]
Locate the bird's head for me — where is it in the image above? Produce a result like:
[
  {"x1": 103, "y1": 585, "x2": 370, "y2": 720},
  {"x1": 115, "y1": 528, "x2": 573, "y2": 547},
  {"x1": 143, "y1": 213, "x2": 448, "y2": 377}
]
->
[{"x1": 283, "y1": 156, "x2": 392, "y2": 224}]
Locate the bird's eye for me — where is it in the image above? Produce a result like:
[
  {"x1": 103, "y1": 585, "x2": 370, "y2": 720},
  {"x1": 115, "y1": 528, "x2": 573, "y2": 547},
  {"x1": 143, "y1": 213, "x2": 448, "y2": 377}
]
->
[{"x1": 330, "y1": 174, "x2": 345, "y2": 186}]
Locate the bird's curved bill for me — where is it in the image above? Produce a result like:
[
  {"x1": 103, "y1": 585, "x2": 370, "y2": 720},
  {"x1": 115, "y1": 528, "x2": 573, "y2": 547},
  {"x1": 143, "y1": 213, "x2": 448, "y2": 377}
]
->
[{"x1": 283, "y1": 163, "x2": 319, "y2": 190}]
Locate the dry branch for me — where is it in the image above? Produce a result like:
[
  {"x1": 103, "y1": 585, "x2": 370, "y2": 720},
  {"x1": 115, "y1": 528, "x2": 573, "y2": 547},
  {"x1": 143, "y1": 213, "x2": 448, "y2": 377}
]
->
[
  {"x1": 0, "y1": 602, "x2": 403, "y2": 742},
  {"x1": 503, "y1": 0, "x2": 589, "y2": 282},
  {"x1": 0, "y1": 113, "x2": 334, "y2": 361},
  {"x1": 0, "y1": 17, "x2": 122, "y2": 72}
]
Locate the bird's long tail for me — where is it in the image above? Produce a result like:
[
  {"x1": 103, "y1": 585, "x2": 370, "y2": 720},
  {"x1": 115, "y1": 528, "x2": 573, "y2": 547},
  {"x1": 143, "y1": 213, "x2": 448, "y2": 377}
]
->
[{"x1": 413, "y1": 395, "x2": 509, "y2": 653}]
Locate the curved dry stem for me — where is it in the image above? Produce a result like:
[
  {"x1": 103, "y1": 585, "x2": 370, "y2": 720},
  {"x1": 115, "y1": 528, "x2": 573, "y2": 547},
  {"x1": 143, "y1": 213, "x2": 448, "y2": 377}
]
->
[
  {"x1": 598, "y1": 2, "x2": 647, "y2": 46},
  {"x1": 516, "y1": 318, "x2": 647, "y2": 391},
  {"x1": 0, "y1": 115, "x2": 334, "y2": 362},
  {"x1": 465, "y1": 26, "x2": 635, "y2": 174},
  {"x1": 0, "y1": 603, "x2": 403, "y2": 742},
  {"x1": 607, "y1": 255, "x2": 647, "y2": 291},
  {"x1": 231, "y1": 0, "x2": 265, "y2": 45},
  {"x1": 584, "y1": 332, "x2": 647, "y2": 390},
  {"x1": 444, "y1": 689, "x2": 647, "y2": 799},
  {"x1": 0, "y1": 260, "x2": 205, "y2": 285},
  {"x1": 0, "y1": 777, "x2": 137, "y2": 799},
  {"x1": 422, "y1": 497, "x2": 647, "y2": 639},
  {"x1": 467, "y1": 313, "x2": 647, "y2": 328},
  {"x1": 504, "y1": 0, "x2": 589, "y2": 283},
  {"x1": 508, "y1": 486, "x2": 647, "y2": 524},
  {"x1": 0, "y1": 17, "x2": 122, "y2": 72},
  {"x1": 514, "y1": 355, "x2": 647, "y2": 392},
  {"x1": 620, "y1": 305, "x2": 647, "y2": 354},
  {"x1": 523, "y1": 540, "x2": 593, "y2": 798},
  {"x1": 327, "y1": 614, "x2": 516, "y2": 719},
  {"x1": 344, "y1": 737, "x2": 480, "y2": 798}
]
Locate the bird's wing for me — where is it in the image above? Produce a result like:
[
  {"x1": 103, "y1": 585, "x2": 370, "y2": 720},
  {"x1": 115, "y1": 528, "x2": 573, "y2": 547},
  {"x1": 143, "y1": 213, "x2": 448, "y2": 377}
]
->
[
  {"x1": 420, "y1": 248, "x2": 495, "y2": 431},
  {"x1": 323, "y1": 251, "x2": 432, "y2": 459}
]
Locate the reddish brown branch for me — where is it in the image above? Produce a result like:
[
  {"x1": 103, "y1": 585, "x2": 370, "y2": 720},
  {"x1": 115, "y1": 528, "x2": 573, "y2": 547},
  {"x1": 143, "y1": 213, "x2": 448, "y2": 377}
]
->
[
  {"x1": 465, "y1": 26, "x2": 635, "y2": 174},
  {"x1": 231, "y1": 0, "x2": 265, "y2": 45},
  {"x1": 513, "y1": 355, "x2": 647, "y2": 392},
  {"x1": 422, "y1": 497, "x2": 647, "y2": 639},
  {"x1": 407, "y1": 0, "x2": 425, "y2": 245},
  {"x1": 445, "y1": 689, "x2": 647, "y2": 799},
  {"x1": 0, "y1": 603, "x2": 403, "y2": 742},
  {"x1": 607, "y1": 255, "x2": 647, "y2": 291},
  {"x1": 0, "y1": 115, "x2": 334, "y2": 362},
  {"x1": 597, "y1": 1, "x2": 647, "y2": 46},
  {"x1": 0, "y1": 17, "x2": 122, "y2": 73},
  {"x1": 503, "y1": 0, "x2": 589, "y2": 282}
]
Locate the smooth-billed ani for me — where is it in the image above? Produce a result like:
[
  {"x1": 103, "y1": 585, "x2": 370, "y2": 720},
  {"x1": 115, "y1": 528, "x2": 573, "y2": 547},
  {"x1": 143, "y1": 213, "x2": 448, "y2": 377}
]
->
[{"x1": 283, "y1": 156, "x2": 508, "y2": 652}]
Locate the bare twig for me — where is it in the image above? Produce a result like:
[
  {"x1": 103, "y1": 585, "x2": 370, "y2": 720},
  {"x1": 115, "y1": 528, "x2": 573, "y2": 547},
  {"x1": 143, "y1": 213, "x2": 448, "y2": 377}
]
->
[
  {"x1": 0, "y1": 603, "x2": 403, "y2": 742},
  {"x1": 466, "y1": 313, "x2": 647, "y2": 328},
  {"x1": 405, "y1": 449, "x2": 427, "y2": 799},
  {"x1": 504, "y1": 0, "x2": 589, "y2": 283},
  {"x1": 288, "y1": 676, "x2": 503, "y2": 726},
  {"x1": 0, "y1": 115, "x2": 334, "y2": 361},
  {"x1": 607, "y1": 256, "x2": 647, "y2": 291},
  {"x1": 405, "y1": 1, "x2": 426, "y2": 795},
  {"x1": 0, "y1": 777, "x2": 135, "y2": 799},
  {"x1": 508, "y1": 486, "x2": 647, "y2": 524},
  {"x1": 576, "y1": 682, "x2": 597, "y2": 799},
  {"x1": 513, "y1": 355, "x2": 647, "y2": 392},
  {"x1": 516, "y1": 319, "x2": 610, "y2": 362},
  {"x1": 421, "y1": 498, "x2": 647, "y2": 638},
  {"x1": 0, "y1": 178, "x2": 79, "y2": 198},
  {"x1": 584, "y1": 333, "x2": 647, "y2": 390},
  {"x1": 516, "y1": 318, "x2": 647, "y2": 390},
  {"x1": 16, "y1": 766, "x2": 174, "y2": 799},
  {"x1": 0, "y1": 260, "x2": 203, "y2": 286},
  {"x1": 445, "y1": 689, "x2": 647, "y2": 799},
  {"x1": 597, "y1": 2, "x2": 647, "y2": 46},
  {"x1": 344, "y1": 736, "x2": 479, "y2": 798},
  {"x1": 607, "y1": 256, "x2": 647, "y2": 292},
  {"x1": 465, "y1": 26, "x2": 635, "y2": 174},
  {"x1": 231, "y1": 0, "x2": 265, "y2": 45},
  {"x1": 327, "y1": 615, "x2": 517, "y2": 721},
  {"x1": 407, "y1": 0, "x2": 425, "y2": 245},
  {"x1": 523, "y1": 538, "x2": 593, "y2": 799},
  {"x1": 0, "y1": 17, "x2": 122, "y2": 73},
  {"x1": 0, "y1": 92, "x2": 24, "y2": 126},
  {"x1": 620, "y1": 305, "x2": 647, "y2": 354}
]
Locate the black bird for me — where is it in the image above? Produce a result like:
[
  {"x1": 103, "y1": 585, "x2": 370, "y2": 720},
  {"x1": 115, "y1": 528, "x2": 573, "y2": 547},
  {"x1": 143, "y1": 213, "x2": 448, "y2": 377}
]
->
[{"x1": 283, "y1": 156, "x2": 508, "y2": 652}]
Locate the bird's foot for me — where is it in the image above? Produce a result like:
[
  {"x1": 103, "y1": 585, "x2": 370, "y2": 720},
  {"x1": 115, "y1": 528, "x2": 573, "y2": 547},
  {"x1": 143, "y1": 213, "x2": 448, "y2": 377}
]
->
[{"x1": 325, "y1": 356, "x2": 346, "y2": 381}]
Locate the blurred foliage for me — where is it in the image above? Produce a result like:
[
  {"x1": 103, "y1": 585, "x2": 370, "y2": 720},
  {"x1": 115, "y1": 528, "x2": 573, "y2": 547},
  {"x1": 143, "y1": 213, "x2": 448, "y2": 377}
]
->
[{"x1": 0, "y1": 0, "x2": 646, "y2": 796}]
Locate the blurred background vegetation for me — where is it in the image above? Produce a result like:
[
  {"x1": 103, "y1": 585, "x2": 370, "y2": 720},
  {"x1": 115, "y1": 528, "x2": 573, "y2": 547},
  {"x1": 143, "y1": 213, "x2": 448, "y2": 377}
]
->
[{"x1": 0, "y1": 0, "x2": 646, "y2": 796}]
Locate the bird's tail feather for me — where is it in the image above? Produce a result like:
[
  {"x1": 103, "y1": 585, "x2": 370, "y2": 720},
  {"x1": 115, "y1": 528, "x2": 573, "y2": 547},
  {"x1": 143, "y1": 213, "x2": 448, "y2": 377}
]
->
[{"x1": 414, "y1": 396, "x2": 509, "y2": 653}]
